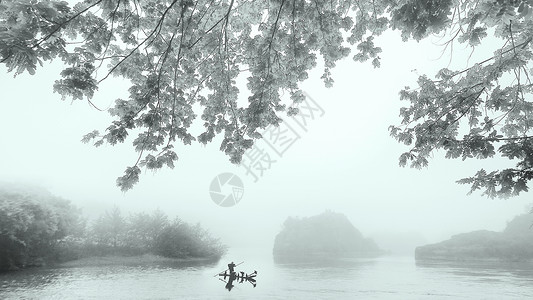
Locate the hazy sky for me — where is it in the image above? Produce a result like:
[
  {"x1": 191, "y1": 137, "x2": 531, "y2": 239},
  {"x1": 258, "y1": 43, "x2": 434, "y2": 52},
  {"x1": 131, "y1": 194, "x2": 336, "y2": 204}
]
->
[{"x1": 1, "y1": 30, "x2": 531, "y2": 252}]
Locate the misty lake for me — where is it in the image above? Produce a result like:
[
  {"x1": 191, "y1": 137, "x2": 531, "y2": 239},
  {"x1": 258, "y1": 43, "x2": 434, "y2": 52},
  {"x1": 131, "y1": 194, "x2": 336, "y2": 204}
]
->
[{"x1": 1, "y1": 248, "x2": 533, "y2": 299}]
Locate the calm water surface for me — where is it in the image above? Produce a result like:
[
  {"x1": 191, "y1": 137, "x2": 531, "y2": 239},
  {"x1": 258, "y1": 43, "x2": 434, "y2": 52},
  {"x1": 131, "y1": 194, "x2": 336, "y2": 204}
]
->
[{"x1": 1, "y1": 248, "x2": 533, "y2": 299}]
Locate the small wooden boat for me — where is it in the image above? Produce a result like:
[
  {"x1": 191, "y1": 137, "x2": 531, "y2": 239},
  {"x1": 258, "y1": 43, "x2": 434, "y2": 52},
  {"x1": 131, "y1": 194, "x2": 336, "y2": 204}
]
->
[
  {"x1": 218, "y1": 270, "x2": 257, "y2": 282},
  {"x1": 215, "y1": 262, "x2": 257, "y2": 289}
]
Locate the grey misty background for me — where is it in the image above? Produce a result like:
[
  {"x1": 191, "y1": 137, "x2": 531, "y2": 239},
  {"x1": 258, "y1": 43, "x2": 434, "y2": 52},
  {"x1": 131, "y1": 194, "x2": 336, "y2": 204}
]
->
[{"x1": 1, "y1": 29, "x2": 531, "y2": 256}]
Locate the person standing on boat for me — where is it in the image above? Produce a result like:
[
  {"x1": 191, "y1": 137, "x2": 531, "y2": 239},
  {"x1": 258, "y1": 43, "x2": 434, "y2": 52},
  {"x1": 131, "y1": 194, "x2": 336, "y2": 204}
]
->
[{"x1": 228, "y1": 262, "x2": 236, "y2": 274}]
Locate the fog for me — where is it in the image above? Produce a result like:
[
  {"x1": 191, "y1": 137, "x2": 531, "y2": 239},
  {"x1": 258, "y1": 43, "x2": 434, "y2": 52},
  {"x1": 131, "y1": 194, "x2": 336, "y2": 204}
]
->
[{"x1": 1, "y1": 30, "x2": 531, "y2": 255}]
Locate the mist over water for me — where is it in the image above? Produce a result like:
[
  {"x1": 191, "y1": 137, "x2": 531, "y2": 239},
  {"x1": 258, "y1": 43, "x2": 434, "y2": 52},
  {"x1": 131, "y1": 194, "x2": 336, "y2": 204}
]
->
[{"x1": 1, "y1": 247, "x2": 533, "y2": 299}]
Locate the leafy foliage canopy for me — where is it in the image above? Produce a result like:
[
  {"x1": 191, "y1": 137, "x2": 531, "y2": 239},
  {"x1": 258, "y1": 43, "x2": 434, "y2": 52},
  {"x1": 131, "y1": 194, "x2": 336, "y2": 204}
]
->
[{"x1": 2, "y1": 0, "x2": 533, "y2": 197}]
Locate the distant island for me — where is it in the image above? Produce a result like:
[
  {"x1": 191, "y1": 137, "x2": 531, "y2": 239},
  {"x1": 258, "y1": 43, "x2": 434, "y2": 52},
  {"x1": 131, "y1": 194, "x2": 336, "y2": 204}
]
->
[
  {"x1": 0, "y1": 185, "x2": 226, "y2": 271},
  {"x1": 273, "y1": 211, "x2": 383, "y2": 261},
  {"x1": 416, "y1": 213, "x2": 533, "y2": 262}
]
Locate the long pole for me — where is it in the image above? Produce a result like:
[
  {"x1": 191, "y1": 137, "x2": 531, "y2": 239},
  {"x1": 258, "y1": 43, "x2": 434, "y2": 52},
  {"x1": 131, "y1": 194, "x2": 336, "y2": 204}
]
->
[{"x1": 213, "y1": 261, "x2": 244, "y2": 277}]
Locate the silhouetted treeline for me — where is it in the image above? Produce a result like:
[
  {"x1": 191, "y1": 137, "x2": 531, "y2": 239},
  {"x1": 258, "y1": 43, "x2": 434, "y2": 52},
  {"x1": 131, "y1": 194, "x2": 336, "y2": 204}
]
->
[
  {"x1": 416, "y1": 213, "x2": 533, "y2": 261},
  {"x1": 77, "y1": 206, "x2": 227, "y2": 260},
  {"x1": 273, "y1": 210, "x2": 382, "y2": 260},
  {"x1": 0, "y1": 189, "x2": 226, "y2": 271}
]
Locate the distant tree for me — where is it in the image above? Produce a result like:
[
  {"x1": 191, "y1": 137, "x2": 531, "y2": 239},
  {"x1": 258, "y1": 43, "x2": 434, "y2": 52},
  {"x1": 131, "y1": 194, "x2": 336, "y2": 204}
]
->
[
  {"x1": 90, "y1": 206, "x2": 125, "y2": 249},
  {"x1": 3, "y1": 0, "x2": 533, "y2": 196},
  {"x1": 124, "y1": 212, "x2": 151, "y2": 251},
  {"x1": 503, "y1": 213, "x2": 533, "y2": 236},
  {"x1": 85, "y1": 208, "x2": 225, "y2": 259},
  {"x1": 125, "y1": 209, "x2": 169, "y2": 251},
  {"x1": 188, "y1": 222, "x2": 227, "y2": 257},
  {"x1": 153, "y1": 218, "x2": 226, "y2": 258}
]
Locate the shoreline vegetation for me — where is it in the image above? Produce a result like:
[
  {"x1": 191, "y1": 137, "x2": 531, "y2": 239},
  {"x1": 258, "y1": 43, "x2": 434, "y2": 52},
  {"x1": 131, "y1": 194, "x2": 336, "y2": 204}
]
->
[
  {"x1": 0, "y1": 186, "x2": 227, "y2": 272},
  {"x1": 415, "y1": 213, "x2": 533, "y2": 262},
  {"x1": 57, "y1": 253, "x2": 220, "y2": 268}
]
